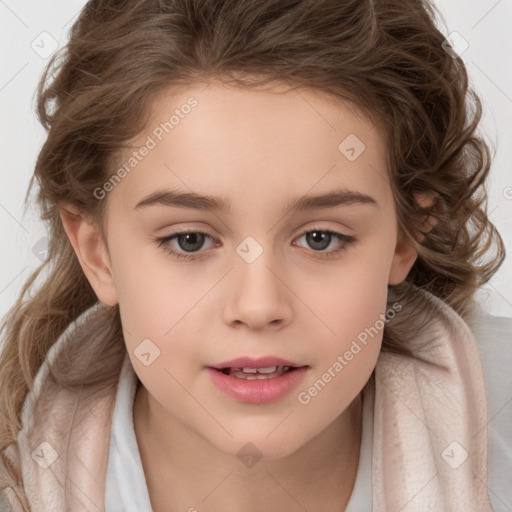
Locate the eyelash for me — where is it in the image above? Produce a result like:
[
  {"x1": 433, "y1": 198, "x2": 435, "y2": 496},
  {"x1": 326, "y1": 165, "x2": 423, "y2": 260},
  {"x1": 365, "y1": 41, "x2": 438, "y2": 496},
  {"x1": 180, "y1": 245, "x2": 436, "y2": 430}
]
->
[{"x1": 154, "y1": 225, "x2": 357, "y2": 262}]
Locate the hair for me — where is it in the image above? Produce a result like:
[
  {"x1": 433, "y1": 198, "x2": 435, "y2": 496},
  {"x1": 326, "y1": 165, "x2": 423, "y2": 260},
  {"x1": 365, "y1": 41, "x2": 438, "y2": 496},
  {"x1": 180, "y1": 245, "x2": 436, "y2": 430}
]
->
[{"x1": 0, "y1": 0, "x2": 506, "y2": 494}]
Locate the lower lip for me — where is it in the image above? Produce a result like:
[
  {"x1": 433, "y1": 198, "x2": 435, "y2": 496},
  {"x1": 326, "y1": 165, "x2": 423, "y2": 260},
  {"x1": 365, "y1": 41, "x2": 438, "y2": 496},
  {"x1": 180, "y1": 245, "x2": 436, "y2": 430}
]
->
[{"x1": 206, "y1": 366, "x2": 309, "y2": 403}]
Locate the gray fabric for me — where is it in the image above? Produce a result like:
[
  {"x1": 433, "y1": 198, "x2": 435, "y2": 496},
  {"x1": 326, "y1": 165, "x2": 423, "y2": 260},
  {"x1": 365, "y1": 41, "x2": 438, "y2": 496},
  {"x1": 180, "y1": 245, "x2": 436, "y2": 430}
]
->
[{"x1": 469, "y1": 308, "x2": 512, "y2": 512}]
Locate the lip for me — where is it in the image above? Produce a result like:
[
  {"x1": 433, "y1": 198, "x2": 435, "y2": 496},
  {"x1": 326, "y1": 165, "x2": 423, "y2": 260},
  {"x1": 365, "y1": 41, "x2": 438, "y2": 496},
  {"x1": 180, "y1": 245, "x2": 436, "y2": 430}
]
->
[
  {"x1": 206, "y1": 364, "x2": 309, "y2": 404},
  {"x1": 209, "y1": 356, "x2": 302, "y2": 370}
]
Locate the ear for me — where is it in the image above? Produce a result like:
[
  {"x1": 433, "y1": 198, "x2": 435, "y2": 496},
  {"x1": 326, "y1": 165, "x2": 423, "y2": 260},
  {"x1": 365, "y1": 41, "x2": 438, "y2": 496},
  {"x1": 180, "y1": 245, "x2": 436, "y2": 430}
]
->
[
  {"x1": 387, "y1": 227, "x2": 418, "y2": 285},
  {"x1": 388, "y1": 192, "x2": 438, "y2": 285},
  {"x1": 59, "y1": 202, "x2": 118, "y2": 306}
]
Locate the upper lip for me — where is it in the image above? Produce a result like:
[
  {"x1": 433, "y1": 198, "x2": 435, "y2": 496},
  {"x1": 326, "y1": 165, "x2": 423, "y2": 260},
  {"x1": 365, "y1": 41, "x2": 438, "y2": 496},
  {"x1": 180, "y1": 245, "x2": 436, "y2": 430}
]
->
[{"x1": 209, "y1": 356, "x2": 305, "y2": 370}]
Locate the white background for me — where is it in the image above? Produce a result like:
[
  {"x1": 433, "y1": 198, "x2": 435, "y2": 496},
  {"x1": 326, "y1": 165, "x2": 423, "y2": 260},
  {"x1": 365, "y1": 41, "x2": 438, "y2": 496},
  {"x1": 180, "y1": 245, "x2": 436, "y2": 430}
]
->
[{"x1": 1, "y1": 0, "x2": 511, "y2": 324}]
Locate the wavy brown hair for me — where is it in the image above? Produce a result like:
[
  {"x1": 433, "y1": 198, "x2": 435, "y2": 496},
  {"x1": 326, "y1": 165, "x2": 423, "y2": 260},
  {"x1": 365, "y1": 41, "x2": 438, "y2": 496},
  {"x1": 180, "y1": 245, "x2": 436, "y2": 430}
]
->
[{"x1": 0, "y1": 0, "x2": 505, "y2": 497}]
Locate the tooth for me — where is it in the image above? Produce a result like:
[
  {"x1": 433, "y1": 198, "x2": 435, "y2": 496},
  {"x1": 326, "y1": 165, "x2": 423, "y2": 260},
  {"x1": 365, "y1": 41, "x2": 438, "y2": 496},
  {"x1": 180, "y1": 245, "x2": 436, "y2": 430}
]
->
[
  {"x1": 229, "y1": 366, "x2": 292, "y2": 379},
  {"x1": 241, "y1": 368, "x2": 258, "y2": 373},
  {"x1": 256, "y1": 366, "x2": 278, "y2": 373}
]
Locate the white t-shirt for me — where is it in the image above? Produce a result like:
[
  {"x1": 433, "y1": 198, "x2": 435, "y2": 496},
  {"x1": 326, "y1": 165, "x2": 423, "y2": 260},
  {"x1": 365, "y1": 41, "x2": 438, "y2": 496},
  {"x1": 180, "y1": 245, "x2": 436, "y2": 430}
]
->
[{"x1": 105, "y1": 309, "x2": 512, "y2": 512}]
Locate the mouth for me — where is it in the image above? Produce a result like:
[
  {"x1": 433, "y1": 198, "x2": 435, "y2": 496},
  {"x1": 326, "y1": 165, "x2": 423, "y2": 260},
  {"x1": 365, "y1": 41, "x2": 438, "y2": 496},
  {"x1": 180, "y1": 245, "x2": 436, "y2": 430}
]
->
[
  {"x1": 216, "y1": 366, "x2": 298, "y2": 379},
  {"x1": 207, "y1": 357, "x2": 309, "y2": 403},
  {"x1": 209, "y1": 356, "x2": 306, "y2": 379}
]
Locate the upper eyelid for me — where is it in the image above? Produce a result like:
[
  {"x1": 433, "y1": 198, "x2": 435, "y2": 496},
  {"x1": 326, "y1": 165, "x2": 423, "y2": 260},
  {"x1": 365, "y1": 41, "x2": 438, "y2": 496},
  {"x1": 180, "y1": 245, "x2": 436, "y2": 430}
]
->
[
  {"x1": 160, "y1": 226, "x2": 353, "y2": 251},
  {"x1": 162, "y1": 219, "x2": 354, "y2": 235},
  {"x1": 163, "y1": 224, "x2": 352, "y2": 240}
]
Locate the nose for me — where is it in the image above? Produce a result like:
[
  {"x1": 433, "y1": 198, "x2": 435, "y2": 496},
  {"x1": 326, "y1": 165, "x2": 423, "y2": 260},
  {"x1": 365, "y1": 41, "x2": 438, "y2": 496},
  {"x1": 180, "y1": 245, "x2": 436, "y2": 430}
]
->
[{"x1": 222, "y1": 255, "x2": 293, "y2": 332}]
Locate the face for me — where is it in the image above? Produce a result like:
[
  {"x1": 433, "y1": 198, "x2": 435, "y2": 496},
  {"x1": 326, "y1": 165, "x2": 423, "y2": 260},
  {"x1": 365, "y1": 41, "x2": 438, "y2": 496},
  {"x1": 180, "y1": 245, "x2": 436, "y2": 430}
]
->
[{"x1": 67, "y1": 80, "x2": 417, "y2": 461}]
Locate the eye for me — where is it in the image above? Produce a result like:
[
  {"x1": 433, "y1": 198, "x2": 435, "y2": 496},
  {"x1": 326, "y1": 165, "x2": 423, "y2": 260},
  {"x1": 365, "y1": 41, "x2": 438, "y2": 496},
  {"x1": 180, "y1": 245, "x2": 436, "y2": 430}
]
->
[
  {"x1": 154, "y1": 226, "x2": 356, "y2": 261},
  {"x1": 155, "y1": 229, "x2": 216, "y2": 260},
  {"x1": 293, "y1": 227, "x2": 356, "y2": 259}
]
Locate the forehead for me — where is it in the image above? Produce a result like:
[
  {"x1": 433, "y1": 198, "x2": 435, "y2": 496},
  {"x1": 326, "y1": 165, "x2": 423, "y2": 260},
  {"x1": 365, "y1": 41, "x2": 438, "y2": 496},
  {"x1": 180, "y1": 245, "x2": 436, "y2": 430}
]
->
[{"x1": 111, "y1": 80, "x2": 391, "y2": 214}]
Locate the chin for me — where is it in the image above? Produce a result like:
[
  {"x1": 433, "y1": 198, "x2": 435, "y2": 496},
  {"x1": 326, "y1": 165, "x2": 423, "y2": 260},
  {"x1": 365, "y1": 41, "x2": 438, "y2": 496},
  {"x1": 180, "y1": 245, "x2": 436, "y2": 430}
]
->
[{"x1": 212, "y1": 430, "x2": 308, "y2": 464}]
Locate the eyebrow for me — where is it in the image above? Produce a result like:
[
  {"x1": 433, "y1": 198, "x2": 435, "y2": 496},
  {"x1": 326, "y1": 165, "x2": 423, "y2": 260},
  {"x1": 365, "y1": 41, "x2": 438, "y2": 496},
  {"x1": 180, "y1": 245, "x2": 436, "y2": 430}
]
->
[{"x1": 134, "y1": 188, "x2": 378, "y2": 213}]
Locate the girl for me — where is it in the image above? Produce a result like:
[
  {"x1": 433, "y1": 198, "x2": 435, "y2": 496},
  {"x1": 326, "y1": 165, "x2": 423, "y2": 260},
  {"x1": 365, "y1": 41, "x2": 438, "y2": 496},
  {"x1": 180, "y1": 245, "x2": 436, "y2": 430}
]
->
[{"x1": 1, "y1": 0, "x2": 511, "y2": 510}]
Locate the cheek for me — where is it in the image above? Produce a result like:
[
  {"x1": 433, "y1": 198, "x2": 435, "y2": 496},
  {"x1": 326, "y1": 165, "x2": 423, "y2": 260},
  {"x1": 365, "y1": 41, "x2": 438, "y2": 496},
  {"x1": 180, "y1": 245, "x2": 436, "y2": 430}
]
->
[
  {"x1": 295, "y1": 249, "x2": 391, "y2": 401},
  {"x1": 296, "y1": 277, "x2": 386, "y2": 416},
  {"x1": 107, "y1": 231, "x2": 204, "y2": 375},
  {"x1": 338, "y1": 264, "x2": 389, "y2": 334},
  {"x1": 304, "y1": 245, "x2": 392, "y2": 342}
]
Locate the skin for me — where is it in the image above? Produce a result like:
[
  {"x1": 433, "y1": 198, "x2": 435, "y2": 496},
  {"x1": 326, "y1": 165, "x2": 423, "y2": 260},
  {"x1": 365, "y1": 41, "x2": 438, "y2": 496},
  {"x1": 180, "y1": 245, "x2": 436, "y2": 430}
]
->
[{"x1": 60, "y1": 80, "x2": 432, "y2": 511}]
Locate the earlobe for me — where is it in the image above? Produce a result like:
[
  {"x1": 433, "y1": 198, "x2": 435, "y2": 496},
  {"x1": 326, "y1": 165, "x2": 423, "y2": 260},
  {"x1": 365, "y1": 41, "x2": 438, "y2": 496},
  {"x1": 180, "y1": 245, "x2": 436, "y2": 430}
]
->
[{"x1": 59, "y1": 203, "x2": 118, "y2": 306}]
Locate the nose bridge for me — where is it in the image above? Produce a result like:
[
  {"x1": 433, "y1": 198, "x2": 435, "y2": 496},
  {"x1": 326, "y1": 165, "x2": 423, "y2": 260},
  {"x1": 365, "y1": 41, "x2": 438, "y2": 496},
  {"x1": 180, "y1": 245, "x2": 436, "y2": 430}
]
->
[{"x1": 223, "y1": 232, "x2": 293, "y2": 330}]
